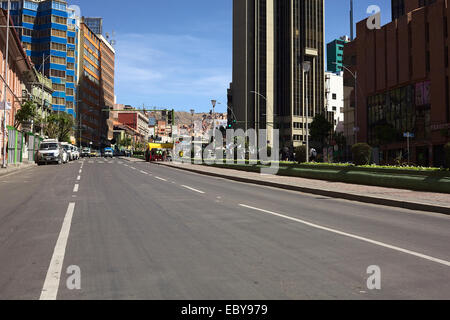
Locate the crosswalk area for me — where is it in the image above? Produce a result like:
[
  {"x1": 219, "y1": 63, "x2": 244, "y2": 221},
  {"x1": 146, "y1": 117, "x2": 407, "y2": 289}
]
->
[{"x1": 76, "y1": 159, "x2": 124, "y2": 165}]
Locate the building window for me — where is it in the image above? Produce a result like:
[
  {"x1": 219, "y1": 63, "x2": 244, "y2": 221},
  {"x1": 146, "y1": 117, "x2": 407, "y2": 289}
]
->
[
  {"x1": 67, "y1": 75, "x2": 74, "y2": 83},
  {"x1": 53, "y1": 97, "x2": 65, "y2": 105},
  {"x1": 332, "y1": 93, "x2": 337, "y2": 100},
  {"x1": 51, "y1": 15, "x2": 67, "y2": 25},
  {"x1": 66, "y1": 88, "x2": 74, "y2": 96},
  {"x1": 53, "y1": 83, "x2": 65, "y2": 92},
  {"x1": 51, "y1": 56, "x2": 66, "y2": 65},
  {"x1": 51, "y1": 29, "x2": 66, "y2": 38},
  {"x1": 67, "y1": 63, "x2": 75, "y2": 70},
  {"x1": 68, "y1": 37, "x2": 75, "y2": 44},
  {"x1": 51, "y1": 42, "x2": 66, "y2": 51},
  {"x1": 50, "y1": 69, "x2": 66, "y2": 78}
]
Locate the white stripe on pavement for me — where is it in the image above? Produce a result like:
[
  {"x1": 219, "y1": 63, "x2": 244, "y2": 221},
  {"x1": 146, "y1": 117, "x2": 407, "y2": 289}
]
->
[
  {"x1": 140, "y1": 170, "x2": 148, "y2": 175},
  {"x1": 73, "y1": 184, "x2": 79, "y2": 193},
  {"x1": 239, "y1": 204, "x2": 450, "y2": 267},
  {"x1": 76, "y1": 176, "x2": 80, "y2": 181},
  {"x1": 130, "y1": 167, "x2": 137, "y2": 170},
  {"x1": 181, "y1": 185, "x2": 205, "y2": 194},
  {"x1": 155, "y1": 176, "x2": 167, "y2": 181},
  {"x1": 40, "y1": 202, "x2": 76, "y2": 300}
]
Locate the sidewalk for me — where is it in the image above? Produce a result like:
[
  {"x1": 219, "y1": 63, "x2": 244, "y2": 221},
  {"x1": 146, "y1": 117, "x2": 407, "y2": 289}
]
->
[
  {"x1": 156, "y1": 161, "x2": 450, "y2": 215},
  {"x1": 0, "y1": 162, "x2": 37, "y2": 177}
]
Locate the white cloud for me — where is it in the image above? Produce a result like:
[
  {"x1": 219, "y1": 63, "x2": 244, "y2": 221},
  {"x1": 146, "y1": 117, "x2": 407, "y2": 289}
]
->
[{"x1": 114, "y1": 32, "x2": 231, "y2": 108}]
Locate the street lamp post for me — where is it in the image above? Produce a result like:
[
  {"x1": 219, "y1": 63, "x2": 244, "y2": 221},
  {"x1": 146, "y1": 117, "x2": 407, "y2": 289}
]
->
[
  {"x1": 211, "y1": 100, "x2": 216, "y2": 149},
  {"x1": 303, "y1": 61, "x2": 311, "y2": 163},
  {"x1": 334, "y1": 62, "x2": 358, "y2": 144}
]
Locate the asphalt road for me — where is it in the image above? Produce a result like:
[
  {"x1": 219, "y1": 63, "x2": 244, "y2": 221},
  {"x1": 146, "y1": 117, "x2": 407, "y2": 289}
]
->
[{"x1": 0, "y1": 158, "x2": 449, "y2": 300}]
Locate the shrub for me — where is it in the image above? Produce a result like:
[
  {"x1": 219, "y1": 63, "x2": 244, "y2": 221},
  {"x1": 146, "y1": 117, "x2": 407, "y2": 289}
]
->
[
  {"x1": 445, "y1": 142, "x2": 450, "y2": 168},
  {"x1": 294, "y1": 146, "x2": 307, "y2": 163},
  {"x1": 352, "y1": 143, "x2": 372, "y2": 166}
]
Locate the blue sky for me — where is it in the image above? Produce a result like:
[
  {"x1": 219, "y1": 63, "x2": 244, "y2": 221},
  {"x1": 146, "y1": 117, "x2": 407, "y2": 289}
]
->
[{"x1": 71, "y1": 0, "x2": 392, "y2": 113}]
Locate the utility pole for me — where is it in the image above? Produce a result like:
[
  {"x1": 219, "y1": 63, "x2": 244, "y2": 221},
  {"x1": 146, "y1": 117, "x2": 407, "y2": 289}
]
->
[
  {"x1": 2, "y1": 0, "x2": 10, "y2": 168},
  {"x1": 350, "y1": 0, "x2": 354, "y2": 41},
  {"x1": 303, "y1": 61, "x2": 311, "y2": 163}
]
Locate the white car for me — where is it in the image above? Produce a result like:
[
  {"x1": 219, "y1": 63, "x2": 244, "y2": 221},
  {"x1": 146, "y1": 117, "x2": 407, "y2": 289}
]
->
[
  {"x1": 37, "y1": 139, "x2": 65, "y2": 165},
  {"x1": 71, "y1": 146, "x2": 80, "y2": 160}
]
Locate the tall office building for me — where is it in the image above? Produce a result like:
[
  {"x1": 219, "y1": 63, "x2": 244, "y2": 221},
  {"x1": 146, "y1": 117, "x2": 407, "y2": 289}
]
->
[
  {"x1": 2, "y1": 0, "x2": 79, "y2": 116},
  {"x1": 327, "y1": 36, "x2": 349, "y2": 73},
  {"x1": 84, "y1": 17, "x2": 102, "y2": 35},
  {"x1": 232, "y1": 0, "x2": 275, "y2": 145},
  {"x1": 232, "y1": 0, "x2": 325, "y2": 148},
  {"x1": 78, "y1": 20, "x2": 115, "y2": 148}
]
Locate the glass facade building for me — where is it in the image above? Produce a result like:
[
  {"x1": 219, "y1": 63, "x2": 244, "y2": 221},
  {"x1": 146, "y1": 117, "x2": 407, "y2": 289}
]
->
[{"x1": 1, "y1": 0, "x2": 79, "y2": 117}]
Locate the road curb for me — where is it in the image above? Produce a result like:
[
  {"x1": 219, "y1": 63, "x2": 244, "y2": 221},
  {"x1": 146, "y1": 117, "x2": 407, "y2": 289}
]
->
[
  {"x1": 0, "y1": 163, "x2": 37, "y2": 178},
  {"x1": 154, "y1": 162, "x2": 450, "y2": 216}
]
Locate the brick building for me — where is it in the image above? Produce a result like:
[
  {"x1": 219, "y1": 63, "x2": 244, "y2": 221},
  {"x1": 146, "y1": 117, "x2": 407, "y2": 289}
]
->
[{"x1": 345, "y1": 0, "x2": 450, "y2": 166}]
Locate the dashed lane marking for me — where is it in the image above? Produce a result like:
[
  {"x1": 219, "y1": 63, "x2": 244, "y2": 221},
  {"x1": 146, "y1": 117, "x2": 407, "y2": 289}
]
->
[{"x1": 40, "y1": 202, "x2": 76, "y2": 300}]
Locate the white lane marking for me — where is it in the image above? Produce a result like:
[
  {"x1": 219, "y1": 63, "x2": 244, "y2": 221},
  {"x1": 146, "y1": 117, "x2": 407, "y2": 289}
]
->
[
  {"x1": 123, "y1": 164, "x2": 129, "y2": 167},
  {"x1": 40, "y1": 203, "x2": 76, "y2": 300},
  {"x1": 98, "y1": 161, "x2": 104, "y2": 164},
  {"x1": 130, "y1": 167, "x2": 137, "y2": 170},
  {"x1": 76, "y1": 176, "x2": 81, "y2": 181},
  {"x1": 79, "y1": 170, "x2": 82, "y2": 174},
  {"x1": 181, "y1": 185, "x2": 205, "y2": 194},
  {"x1": 140, "y1": 170, "x2": 148, "y2": 175},
  {"x1": 239, "y1": 204, "x2": 450, "y2": 267},
  {"x1": 73, "y1": 184, "x2": 79, "y2": 193},
  {"x1": 155, "y1": 176, "x2": 167, "y2": 181}
]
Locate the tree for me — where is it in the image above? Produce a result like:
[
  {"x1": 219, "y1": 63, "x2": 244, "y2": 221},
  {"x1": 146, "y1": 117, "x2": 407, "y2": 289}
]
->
[
  {"x1": 310, "y1": 113, "x2": 333, "y2": 151},
  {"x1": 45, "y1": 112, "x2": 74, "y2": 142},
  {"x1": 445, "y1": 142, "x2": 450, "y2": 169},
  {"x1": 15, "y1": 100, "x2": 37, "y2": 131},
  {"x1": 352, "y1": 143, "x2": 372, "y2": 166},
  {"x1": 294, "y1": 146, "x2": 307, "y2": 164}
]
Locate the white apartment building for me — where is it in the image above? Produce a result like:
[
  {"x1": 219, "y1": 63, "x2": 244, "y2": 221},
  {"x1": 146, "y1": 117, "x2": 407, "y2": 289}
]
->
[{"x1": 325, "y1": 71, "x2": 345, "y2": 132}]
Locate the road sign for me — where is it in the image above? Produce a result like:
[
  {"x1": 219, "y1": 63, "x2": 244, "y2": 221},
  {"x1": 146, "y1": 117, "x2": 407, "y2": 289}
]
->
[{"x1": 403, "y1": 132, "x2": 415, "y2": 138}]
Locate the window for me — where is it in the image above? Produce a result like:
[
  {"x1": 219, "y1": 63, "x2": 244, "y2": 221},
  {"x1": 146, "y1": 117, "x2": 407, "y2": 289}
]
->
[
  {"x1": 67, "y1": 63, "x2": 75, "y2": 70},
  {"x1": 68, "y1": 37, "x2": 75, "y2": 44},
  {"x1": 293, "y1": 122, "x2": 303, "y2": 129},
  {"x1": 332, "y1": 107, "x2": 337, "y2": 111},
  {"x1": 66, "y1": 88, "x2": 74, "y2": 96},
  {"x1": 51, "y1": 56, "x2": 66, "y2": 65},
  {"x1": 52, "y1": 16, "x2": 67, "y2": 25},
  {"x1": 53, "y1": 97, "x2": 65, "y2": 105},
  {"x1": 67, "y1": 49, "x2": 75, "y2": 57},
  {"x1": 66, "y1": 75, "x2": 74, "y2": 83},
  {"x1": 50, "y1": 69, "x2": 66, "y2": 78},
  {"x1": 51, "y1": 42, "x2": 66, "y2": 51},
  {"x1": 51, "y1": 29, "x2": 66, "y2": 38},
  {"x1": 52, "y1": 1, "x2": 67, "y2": 11},
  {"x1": 23, "y1": 15, "x2": 36, "y2": 24},
  {"x1": 332, "y1": 93, "x2": 337, "y2": 100},
  {"x1": 53, "y1": 83, "x2": 65, "y2": 92}
]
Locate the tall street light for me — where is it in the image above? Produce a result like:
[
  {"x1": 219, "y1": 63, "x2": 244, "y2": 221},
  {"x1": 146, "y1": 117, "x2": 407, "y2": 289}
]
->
[
  {"x1": 211, "y1": 99, "x2": 217, "y2": 149},
  {"x1": 334, "y1": 61, "x2": 358, "y2": 144},
  {"x1": 250, "y1": 91, "x2": 276, "y2": 147},
  {"x1": 303, "y1": 61, "x2": 311, "y2": 163}
]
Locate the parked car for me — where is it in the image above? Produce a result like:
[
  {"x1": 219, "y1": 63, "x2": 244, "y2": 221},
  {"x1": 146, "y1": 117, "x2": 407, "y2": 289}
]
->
[
  {"x1": 61, "y1": 147, "x2": 69, "y2": 164},
  {"x1": 36, "y1": 139, "x2": 64, "y2": 165},
  {"x1": 81, "y1": 147, "x2": 91, "y2": 158},
  {"x1": 72, "y1": 146, "x2": 80, "y2": 160},
  {"x1": 61, "y1": 143, "x2": 74, "y2": 161}
]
